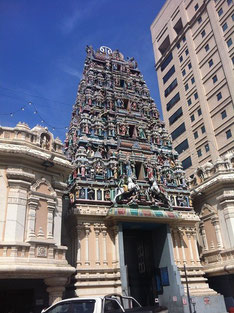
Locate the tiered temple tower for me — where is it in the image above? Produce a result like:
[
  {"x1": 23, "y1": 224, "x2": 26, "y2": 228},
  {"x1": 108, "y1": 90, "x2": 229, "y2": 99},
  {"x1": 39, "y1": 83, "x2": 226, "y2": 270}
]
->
[{"x1": 64, "y1": 46, "x2": 226, "y2": 313}]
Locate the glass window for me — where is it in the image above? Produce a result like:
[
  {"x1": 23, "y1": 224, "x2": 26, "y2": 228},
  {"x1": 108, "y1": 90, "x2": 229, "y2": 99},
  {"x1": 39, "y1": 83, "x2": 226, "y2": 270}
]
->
[
  {"x1": 191, "y1": 114, "x2": 195, "y2": 122},
  {"x1": 218, "y1": 8, "x2": 223, "y2": 16},
  {"x1": 198, "y1": 16, "x2": 202, "y2": 24},
  {"x1": 185, "y1": 49, "x2": 189, "y2": 55},
  {"x1": 182, "y1": 156, "x2": 192, "y2": 170},
  {"x1": 232, "y1": 56, "x2": 234, "y2": 65},
  {"x1": 201, "y1": 125, "x2": 206, "y2": 133},
  {"x1": 175, "y1": 139, "x2": 189, "y2": 154},
  {"x1": 194, "y1": 131, "x2": 198, "y2": 139},
  {"x1": 226, "y1": 129, "x2": 232, "y2": 139},
  {"x1": 227, "y1": 38, "x2": 233, "y2": 47},
  {"x1": 166, "y1": 92, "x2": 180, "y2": 111},
  {"x1": 217, "y1": 92, "x2": 222, "y2": 101},
  {"x1": 205, "y1": 44, "x2": 210, "y2": 52},
  {"x1": 46, "y1": 301, "x2": 95, "y2": 313},
  {"x1": 201, "y1": 30, "x2": 206, "y2": 38},
  {"x1": 75, "y1": 301, "x2": 95, "y2": 313},
  {"x1": 161, "y1": 52, "x2": 173, "y2": 72},
  {"x1": 164, "y1": 79, "x2": 178, "y2": 97},
  {"x1": 221, "y1": 110, "x2": 227, "y2": 119},
  {"x1": 205, "y1": 143, "x2": 210, "y2": 152},
  {"x1": 182, "y1": 36, "x2": 186, "y2": 42},
  {"x1": 227, "y1": 0, "x2": 233, "y2": 5},
  {"x1": 104, "y1": 299, "x2": 122, "y2": 312},
  {"x1": 195, "y1": 3, "x2": 199, "y2": 10},
  {"x1": 194, "y1": 92, "x2": 198, "y2": 100},
  {"x1": 169, "y1": 107, "x2": 183, "y2": 125},
  {"x1": 208, "y1": 59, "x2": 213, "y2": 67},
  {"x1": 197, "y1": 149, "x2": 202, "y2": 157},
  {"x1": 232, "y1": 13, "x2": 234, "y2": 21},
  {"x1": 187, "y1": 98, "x2": 192, "y2": 106},
  {"x1": 185, "y1": 83, "x2": 189, "y2": 91},
  {"x1": 198, "y1": 108, "x2": 202, "y2": 116},
  {"x1": 179, "y1": 55, "x2": 183, "y2": 63},
  {"x1": 191, "y1": 77, "x2": 195, "y2": 84},
  {"x1": 171, "y1": 122, "x2": 186, "y2": 140},
  {"x1": 163, "y1": 65, "x2": 175, "y2": 84},
  {"x1": 177, "y1": 42, "x2": 181, "y2": 49},
  {"x1": 222, "y1": 23, "x2": 228, "y2": 31},
  {"x1": 188, "y1": 62, "x2": 192, "y2": 69},
  {"x1": 212, "y1": 75, "x2": 218, "y2": 83},
  {"x1": 182, "y1": 69, "x2": 186, "y2": 76},
  {"x1": 46, "y1": 303, "x2": 71, "y2": 313}
]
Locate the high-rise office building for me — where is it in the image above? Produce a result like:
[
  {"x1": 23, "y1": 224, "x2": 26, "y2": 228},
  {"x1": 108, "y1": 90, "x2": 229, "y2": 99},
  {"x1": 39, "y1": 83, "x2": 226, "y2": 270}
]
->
[{"x1": 151, "y1": 0, "x2": 234, "y2": 177}]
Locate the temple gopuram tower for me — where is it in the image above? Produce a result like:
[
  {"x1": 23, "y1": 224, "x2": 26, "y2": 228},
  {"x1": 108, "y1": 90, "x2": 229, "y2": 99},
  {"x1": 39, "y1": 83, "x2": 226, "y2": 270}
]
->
[{"x1": 64, "y1": 46, "x2": 226, "y2": 313}]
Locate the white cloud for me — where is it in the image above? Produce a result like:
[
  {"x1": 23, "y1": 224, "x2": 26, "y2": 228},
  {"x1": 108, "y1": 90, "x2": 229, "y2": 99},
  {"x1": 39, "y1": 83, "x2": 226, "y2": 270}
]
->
[
  {"x1": 60, "y1": 0, "x2": 107, "y2": 34},
  {"x1": 60, "y1": 64, "x2": 83, "y2": 79}
]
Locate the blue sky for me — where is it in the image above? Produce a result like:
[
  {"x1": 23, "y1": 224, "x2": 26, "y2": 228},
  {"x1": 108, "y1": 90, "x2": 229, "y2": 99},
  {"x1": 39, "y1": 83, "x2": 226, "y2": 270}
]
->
[{"x1": 0, "y1": 0, "x2": 165, "y2": 141}]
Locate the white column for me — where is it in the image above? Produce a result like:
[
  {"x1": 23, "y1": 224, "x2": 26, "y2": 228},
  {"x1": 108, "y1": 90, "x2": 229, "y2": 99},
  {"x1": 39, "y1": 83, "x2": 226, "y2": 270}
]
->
[
  {"x1": 172, "y1": 229, "x2": 180, "y2": 265},
  {"x1": 5, "y1": 186, "x2": 28, "y2": 241},
  {"x1": 178, "y1": 228, "x2": 186, "y2": 264},
  {"x1": 47, "y1": 200, "x2": 55, "y2": 239},
  {"x1": 27, "y1": 198, "x2": 38, "y2": 239},
  {"x1": 54, "y1": 193, "x2": 63, "y2": 245},
  {"x1": 186, "y1": 230, "x2": 195, "y2": 264},
  {"x1": 84, "y1": 223, "x2": 90, "y2": 265},
  {"x1": 112, "y1": 230, "x2": 116, "y2": 265},
  {"x1": 76, "y1": 223, "x2": 83, "y2": 266},
  {"x1": 192, "y1": 231, "x2": 201, "y2": 265},
  {"x1": 200, "y1": 222, "x2": 208, "y2": 251},
  {"x1": 112, "y1": 225, "x2": 119, "y2": 267},
  {"x1": 218, "y1": 194, "x2": 234, "y2": 248},
  {"x1": 94, "y1": 223, "x2": 100, "y2": 265},
  {"x1": 102, "y1": 225, "x2": 108, "y2": 265},
  {"x1": 212, "y1": 217, "x2": 224, "y2": 249}
]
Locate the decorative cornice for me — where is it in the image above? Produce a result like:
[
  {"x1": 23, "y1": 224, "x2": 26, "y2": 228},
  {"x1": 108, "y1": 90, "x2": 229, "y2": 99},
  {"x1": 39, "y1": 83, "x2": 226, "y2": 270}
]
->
[
  {"x1": 191, "y1": 172, "x2": 234, "y2": 196},
  {"x1": 6, "y1": 168, "x2": 35, "y2": 182},
  {"x1": 0, "y1": 143, "x2": 72, "y2": 168}
]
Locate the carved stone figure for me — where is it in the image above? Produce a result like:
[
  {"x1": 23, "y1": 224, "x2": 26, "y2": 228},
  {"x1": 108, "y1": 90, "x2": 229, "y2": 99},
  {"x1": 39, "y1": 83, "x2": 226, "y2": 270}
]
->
[
  {"x1": 87, "y1": 188, "x2": 95, "y2": 200},
  {"x1": 147, "y1": 179, "x2": 171, "y2": 207},
  {"x1": 41, "y1": 135, "x2": 49, "y2": 149}
]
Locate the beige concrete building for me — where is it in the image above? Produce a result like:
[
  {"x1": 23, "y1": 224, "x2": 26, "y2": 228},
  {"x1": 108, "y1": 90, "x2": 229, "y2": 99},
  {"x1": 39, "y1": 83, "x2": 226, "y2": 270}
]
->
[
  {"x1": 189, "y1": 150, "x2": 234, "y2": 309},
  {"x1": 151, "y1": 0, "x2": 234, "y2": 177},
  {"x1": 0, "y1": 122, "x2": 75, "y2": 313}
]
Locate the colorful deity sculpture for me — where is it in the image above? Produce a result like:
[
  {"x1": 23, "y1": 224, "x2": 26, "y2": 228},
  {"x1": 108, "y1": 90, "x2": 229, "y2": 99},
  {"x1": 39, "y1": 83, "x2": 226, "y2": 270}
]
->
[{"x1": 65, "y1": 46, "x2": 190, "y2": 209}]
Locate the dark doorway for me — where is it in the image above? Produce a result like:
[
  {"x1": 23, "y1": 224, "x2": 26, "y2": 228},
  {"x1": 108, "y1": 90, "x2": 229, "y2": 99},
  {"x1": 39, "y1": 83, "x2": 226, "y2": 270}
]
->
[
  {"x1": 123, "y1": 228, "x2": 157, "y2": 306},
  {"x1": 0, "y1": 279, "x2": 48, "y2": 313},
  {"x1": 0, "y1": 289, "x2": 34, "y2": 313}
]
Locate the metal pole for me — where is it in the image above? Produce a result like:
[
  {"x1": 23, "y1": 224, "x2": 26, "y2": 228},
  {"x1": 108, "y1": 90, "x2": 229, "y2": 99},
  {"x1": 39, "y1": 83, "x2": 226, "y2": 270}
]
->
[{"x1": 184, "y1": 264, "x2": 192, "y2": 313}]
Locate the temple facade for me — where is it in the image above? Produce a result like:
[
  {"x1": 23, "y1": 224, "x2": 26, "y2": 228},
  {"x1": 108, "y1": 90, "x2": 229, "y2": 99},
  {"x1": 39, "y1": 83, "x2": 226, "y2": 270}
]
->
[
  {"x1": 64, "y1": 46, "x2": 226, "y2": 313},
  {"x1": 0, "y1": 122, "x2": 75, "y2": 313},
  {"x1": 189, "y1": 150, "x2": 234, "y2": 310}
]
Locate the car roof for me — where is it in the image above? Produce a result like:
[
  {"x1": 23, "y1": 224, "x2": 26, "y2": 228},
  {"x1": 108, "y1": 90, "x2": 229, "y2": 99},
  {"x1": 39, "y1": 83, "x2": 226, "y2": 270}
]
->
[
  {"x1": 52, "y1": 297, "x2": 104, "y2": 303},
  {"x1": 43, "y1": 297, "x2": 103, "y2": 311}
]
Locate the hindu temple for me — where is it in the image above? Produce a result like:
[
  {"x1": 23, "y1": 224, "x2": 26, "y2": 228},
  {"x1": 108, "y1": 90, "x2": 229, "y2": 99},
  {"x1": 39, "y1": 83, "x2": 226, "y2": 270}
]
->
[{"x1": 64, "y1": 46, "x2": 225, "y2": 313}]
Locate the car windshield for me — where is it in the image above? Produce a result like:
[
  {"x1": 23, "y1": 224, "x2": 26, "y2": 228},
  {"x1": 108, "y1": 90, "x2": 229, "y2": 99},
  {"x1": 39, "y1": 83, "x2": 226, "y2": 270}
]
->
[{"x1": 44, "y1": 300, "x2": 95, "y2": 313}]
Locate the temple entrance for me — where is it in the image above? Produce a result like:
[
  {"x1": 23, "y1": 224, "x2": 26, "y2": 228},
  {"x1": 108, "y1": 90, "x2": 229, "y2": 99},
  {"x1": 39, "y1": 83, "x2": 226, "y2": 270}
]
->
[
  {"x1": 0, "y1": 279, "x2": 49, "y2": 313},
  {"x1": 0, "y1": 289, "x2": 34, "y2": 313},
  {"x1": 122, "y1": 223, "x2": 167, "y2": 306}
]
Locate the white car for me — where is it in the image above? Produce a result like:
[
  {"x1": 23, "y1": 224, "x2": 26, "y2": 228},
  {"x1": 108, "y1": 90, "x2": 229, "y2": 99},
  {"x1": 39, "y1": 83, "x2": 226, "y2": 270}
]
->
[{"x1": 41, "y1": 294, "x2": 168, "y2": 313}]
